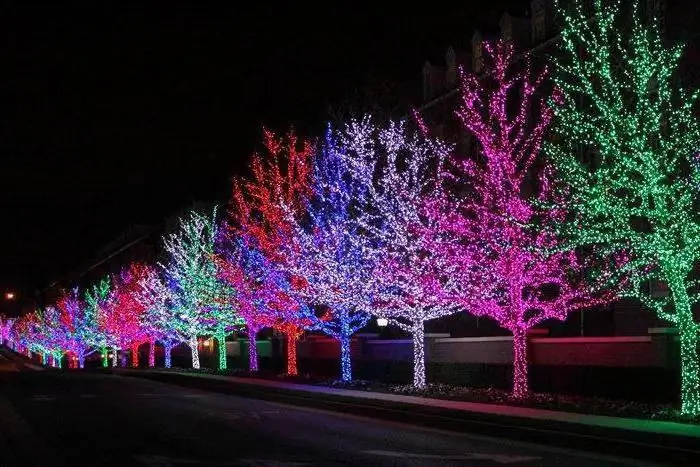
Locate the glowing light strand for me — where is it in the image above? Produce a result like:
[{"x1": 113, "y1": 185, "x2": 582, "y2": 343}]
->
[
  {"x1": 549, "y1": 0, "x2": 700, "y2": 414},
  {"x1": 424, "y1": 40, "x2": 620, "y2": 398},
  {"x1": 341, "y1": 116, "x2": 459, "y2": 388}
]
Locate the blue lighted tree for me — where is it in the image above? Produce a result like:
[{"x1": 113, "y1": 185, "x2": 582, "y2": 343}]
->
[{"x1": 281, "y1": 126, "x2": 375, "y2": 382}]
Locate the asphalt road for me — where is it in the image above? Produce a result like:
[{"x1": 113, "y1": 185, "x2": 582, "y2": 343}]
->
[{"x1": 0, "y1": 354, "x2": 659, "y2": 466}]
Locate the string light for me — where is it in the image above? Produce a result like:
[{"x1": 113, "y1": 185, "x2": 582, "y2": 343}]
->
[
  {"x1": 161, "y1": 207, "x2": 243, "y2": 370},
  {"x1": 423, "y1": 40, "x2": 620, "y2": 398},
  {"x1": 227, "y1": 130, "x2": 317, "y2": 376},
  {"x1": 550, "y1": 0, "x2": 700, "y2": 414},
  {"x1": 55, "y1": 288, "x2": 100, "y2": 368},
  {"x1": 279, "y1": 125, "x2": 377, "y2": 382},
  {"x1": 339, "y1": 116, "x2": 459, "y2": 388}
]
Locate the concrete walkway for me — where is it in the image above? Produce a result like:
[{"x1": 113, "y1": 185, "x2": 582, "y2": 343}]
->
[{"x1": 128, "y1": 369, "x2": 700, "y2": 439}]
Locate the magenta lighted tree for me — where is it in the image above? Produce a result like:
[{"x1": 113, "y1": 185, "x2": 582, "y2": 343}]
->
[{"x1": 425, "y1": 41, "x2": 619, "y2": 397}]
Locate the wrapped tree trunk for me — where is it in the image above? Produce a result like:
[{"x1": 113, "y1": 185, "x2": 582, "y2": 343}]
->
[
  {"x1": 248, "y1": 326, "x2": 259, "y2": 372},
  {"x1": 189, "y1": 336, "x2": 200, "y2": 369},
  {"x1": 148, "y1": 338, "x2": 156, "y2": 368}
]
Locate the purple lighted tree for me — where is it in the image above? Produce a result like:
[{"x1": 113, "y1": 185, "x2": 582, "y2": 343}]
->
[
  {"x1": 423, "y1": 41, "x2": 620, "y2": 397},
  {"x1": 56, "y1": 288, "x2": 99, "y2": 368},
  {"x1": 342, "y1": 117, "x2": 460, "y2": 388}
]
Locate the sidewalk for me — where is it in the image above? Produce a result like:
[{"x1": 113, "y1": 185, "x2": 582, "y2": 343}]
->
[{"x1": 117, "y1": 368, "x2": 700, "y2": 464}]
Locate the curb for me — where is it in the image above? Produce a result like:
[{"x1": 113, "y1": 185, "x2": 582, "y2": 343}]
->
[{"x1": 114, "y1": 369, "x2": 700, "y2": 465}]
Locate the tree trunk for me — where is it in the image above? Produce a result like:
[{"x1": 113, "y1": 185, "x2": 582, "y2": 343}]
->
[
  {"x1": 54, "y1": 353, "x2": 62, "y2": 369},
  {"x1": 101, "y1": 346, "x2": 108, "y2": 368},
  {"x1": 189, "y1": 336, "x2": 200, "y2": 369},
  {"x1": 131, "y1": 343, "x2": 139, "y2": 368},
  {"x1": 216, "y1": 329, "x2": 227, "y2": 370},
  {"x1": 339, "y1": 334, "x2": 352, "y2": 382},
  {"x1": 248, "y1": 327, "x2": 259, "y2": 372},
  {"x1": 512, "y1": 327, "x2": 528, "y2": 398},
  {"x1": 285, "y1": 331, "x2": 298, "y2": 376},
  {"x1": 412, "y1": 322, "x2": 426, "y2": 388},
  {"x1": 668, "y1": 275, "x2": 700, "y2": 415},
  {"x1": 164, "y1": 343, "x2": 173, "y2": 369},
  {"x1": 111, "y1": 349, "x2": 118, "y2": 367},
  {"x1": 41, "y1": 352, "x2": 46, "y2": 365},
  {"x1": 148, "y1": 338, "x2": 156, "y2": 367},
  {"x1": 78, "y1": 354, "x2": 85, "y2": 369}
]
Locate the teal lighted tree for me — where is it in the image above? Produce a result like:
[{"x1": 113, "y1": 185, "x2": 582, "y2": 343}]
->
[
  {"x1": 85, "y1": 277, "x2": 113, "y2": 367},
  {"x1": 161, "y1": 207, "x2": 241, "y2": 369},
  {"x1": 550, "y1": 0, "x2": 700, "y2": 414}
]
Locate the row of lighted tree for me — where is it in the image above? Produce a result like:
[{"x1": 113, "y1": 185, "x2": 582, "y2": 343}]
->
[{"x1": 2, "y1": 1, "x2": 700, "y2": 415}]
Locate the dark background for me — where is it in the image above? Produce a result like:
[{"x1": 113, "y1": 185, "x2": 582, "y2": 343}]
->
[{"x1": 0, "y1": 1, "x2": 526, "y2": 298}]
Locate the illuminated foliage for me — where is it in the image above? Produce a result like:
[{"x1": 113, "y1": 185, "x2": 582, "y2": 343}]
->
[
  {"x1": 424, "y1": 40, "x2": 619, "y2": 397},
  {"x1": 161, "y1": 207, "x2": 240, "y2": 369},
  {"x1": 103, "y1": 264, "x2": 150, "y2": 367},
  {"x1": 342, "y1": 116, "x2": 459, "y2": 388},
  {"x1": 282, "y1": 127, "x2": 374, "y2": 382},
  {"x1": 550, "y1": 0, "x2": 700, "y2": 414},
  {"x1": 228, "y1": 130, "x2": 316, "y2": 375},
  {"x1": 56, "y1": 288, "x2": 99, "y2": 368},
  {"x1": 85, "y1": 277, "x2": 114, "y2": 367},
  {"x1": 136, "y1": 265, "x2": 182, "y2": 368}
]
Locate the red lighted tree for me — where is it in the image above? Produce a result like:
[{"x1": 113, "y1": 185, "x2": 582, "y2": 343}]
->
[
  {"x1": 103, "y1": 263, "x2": 150, "y2": 367},
  {"x1": 423, "y1": 41, "x2": 621, "y2": 397},
  {"x1": 227, "y1": 129, "x2": 317, "y2": 375}
]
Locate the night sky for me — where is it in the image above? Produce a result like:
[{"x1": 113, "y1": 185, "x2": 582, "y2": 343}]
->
[{"x1": 0, "y1": 1, "x2": 526, "y2": 293}]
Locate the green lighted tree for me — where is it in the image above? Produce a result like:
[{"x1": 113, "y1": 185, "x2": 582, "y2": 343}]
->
[
  {"x1": 161, "y1": 207, "x2": 242, "y2": 370},
  {"x1": 85, "y1": 277, "x2": 115, "y2": 367},
  {"x1": 550, "y1": 0, "x2": 700, "y2": 415}
]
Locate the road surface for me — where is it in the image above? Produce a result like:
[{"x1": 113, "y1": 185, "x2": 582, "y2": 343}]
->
[{"x1": 0, "y1": 353, "x2": 657, "y2": 466}]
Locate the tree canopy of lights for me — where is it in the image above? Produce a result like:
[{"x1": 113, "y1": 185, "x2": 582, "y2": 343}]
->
[
  {"x1": 550, "y1": 0, "x2": 700, "y2": 414},
  {"x1": 229, "y1": 130, "x2": 317, "y2": 376},
  {"x1": 85, "y1": 277, "x2": 114, "y2": 367},
  {"x1": 0, "y1": 314, "x2": 13, "y2": 345},
  {"x1": 161, "y1": 207, "x2": 239, "y2": 369},
  {"x1": 424, "y1": 40, "x2": 620, "y2": 398},
  {"x1": 342, "y1": 116, "x2": 460, "y2": 388},
  {"x1": 231, "y1": 129, "x2": 314, "y2": 261},
  {"x1": 56, "y1": 288, "x2": 99, "y2": 368},
  {"x1": 217, "y1": 235, "x2": 282, "y2": 372},
  {"x1": 31, "y1": 307, "x2": 65, "y2": 368},
  {"x1": 105, "y1": 264, "x2": 151, "y2": 368},
  {"x1": 136, "y1": 265, "x2": 182, "y2": 369},
  {"x1": 282, "y1": 126, "x2": 375, "y2": 382}
]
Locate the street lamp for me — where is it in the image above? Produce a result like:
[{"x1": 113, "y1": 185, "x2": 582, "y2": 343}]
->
[
  {"x1": 5, "y1": 292, "x2": 14, "y2": 300},
  {"x1": 376, "y1": 317, "x2": 388, "y2": 327}
]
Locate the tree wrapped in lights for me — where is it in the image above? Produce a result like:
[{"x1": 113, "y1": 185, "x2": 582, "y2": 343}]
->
[
  {"x1": 282, "y1": 127, "x2": 375, "y2": 382},
  {"x1": 425, "y1": 40, "x2": 619, "y2": 398},
  {"x1": 162, "y1": 207, "x2": 240, "y2": 369},
  {"x1": 217, "y1": 236, "x2": 281, "y2": 372},
  {"x1": 549, "y1": 0, "x2": 700, "y2": 414},
  {"x1": 0, "y1": 314, "x2": 13, "y2": 345},
  {"x1": 342, "y1": 117, "x2": 459, "y2": 388},
  {"x1": 28, "y1": 307, "x2": 64, "y2": 368},
  {"x1": 56, "y1": 288, "x2": 99, "y2": 368},
  {"x1": 137, "y1": 265, "x2": 182, "y2": 368},
  {"x1": 85, "y1": 277, "x2": 114, "y2": 367},
  {"x1": 229, "y1": 130, "x2": 317, "y2": 375},
  {"x1": 102, "y1": 265, "x2": 150, "y2": 367}
]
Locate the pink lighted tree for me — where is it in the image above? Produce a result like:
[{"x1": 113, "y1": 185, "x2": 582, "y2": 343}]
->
[
  {"x1": 56, "y1": 288, "x2": 99, "y2": 368},
  {"x1": 424, "y1": 41, "x2": 621, "y2": 397},
  {"x1": 103, "y1": 264, "x2": 150, "y2": 367}
]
